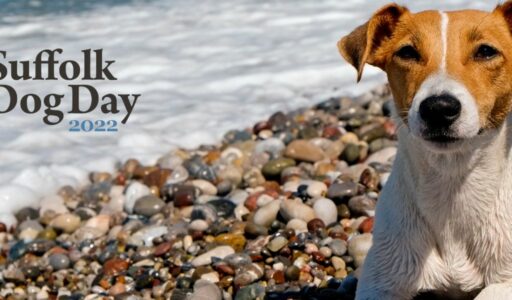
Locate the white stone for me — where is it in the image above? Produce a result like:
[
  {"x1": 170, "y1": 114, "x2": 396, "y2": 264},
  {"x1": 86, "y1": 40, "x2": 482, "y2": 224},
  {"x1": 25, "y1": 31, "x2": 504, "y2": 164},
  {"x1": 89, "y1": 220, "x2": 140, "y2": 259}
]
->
[
  {"x1": 200, "y1": 271, "x2": 220, "y2": 283},
  {"x1": 279, "y1": 198, "x2": 315, "y2": 222},
  {"x1": 286, "y1": 219, "x2": 308, "y2": 233},
  {"x1": 365, "y1": 146, "x2": 397, "y2": 165},
  {"x1": 253, "y1": 200, "x2": 281, "y2": 227},
  {"x1": 188, "y1": 219, "x2": 209, "y2": 232},
  {"x1": 256, "y1": 194, "x2": 274, "y2": 207},
  {"x1": 313, "y1": 198, "x2": 337, "y2": 225},
  {"x1": 124, "y1": 182, "x2": 150, "y2": 214},
  {"x1": 234, "y1": 204, "x2": 250, "y2": 221},
  {"x1": 129, "y1": 225, "x2": 168, "y2": 247},
  {"x1": 191, "y1": 246, "x2": 235, "y2": 267},
  {"x1": 191, "y1": 179, "x2": 217, "y2": 195},
  {"x1": 348, "y1": 233, "x2": 373, "y2": 267},
  {"x1": 307, "y1": 181, "x2": 327, "y2": 198},
  {"x1": 190, "y1": 280, "x2": 222, "y2": 300},
  {"x1": 84, "y1": 215, "x2": 111, "y2": 235}
]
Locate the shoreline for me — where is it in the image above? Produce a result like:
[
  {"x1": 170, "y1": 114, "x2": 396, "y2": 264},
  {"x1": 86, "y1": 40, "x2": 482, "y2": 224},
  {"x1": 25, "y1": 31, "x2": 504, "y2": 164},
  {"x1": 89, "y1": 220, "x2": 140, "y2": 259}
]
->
[{"x1": 0, "y1": 84, "x2": 397, "y2": 299}]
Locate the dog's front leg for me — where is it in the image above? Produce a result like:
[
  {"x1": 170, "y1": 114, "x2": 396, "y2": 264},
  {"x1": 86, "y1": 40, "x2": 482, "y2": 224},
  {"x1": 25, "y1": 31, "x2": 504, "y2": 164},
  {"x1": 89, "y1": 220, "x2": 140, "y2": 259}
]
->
[
  {"x1": 355, "y1": 179, "x2": 441, "y2": 300},
  {"x1": 355, "y1": 236, "x2": 419, "y2": 300}
]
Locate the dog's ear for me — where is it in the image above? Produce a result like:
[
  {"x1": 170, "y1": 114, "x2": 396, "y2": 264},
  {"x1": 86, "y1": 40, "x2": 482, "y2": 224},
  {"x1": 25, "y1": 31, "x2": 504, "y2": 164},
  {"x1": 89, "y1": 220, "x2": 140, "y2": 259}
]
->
[
  {"x1": 495, "y1": 1, "x2": 512, "y2": 30},
  {"x1": 337, "y1": 4, "x2": 408, "y2": 82}
]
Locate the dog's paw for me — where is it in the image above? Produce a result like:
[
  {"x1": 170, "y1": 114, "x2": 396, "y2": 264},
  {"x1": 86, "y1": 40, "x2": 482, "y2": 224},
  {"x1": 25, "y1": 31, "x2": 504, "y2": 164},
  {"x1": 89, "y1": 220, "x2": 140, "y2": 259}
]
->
[{"x1": 475, "y1": 283, "x2": 512, "y2": 300}]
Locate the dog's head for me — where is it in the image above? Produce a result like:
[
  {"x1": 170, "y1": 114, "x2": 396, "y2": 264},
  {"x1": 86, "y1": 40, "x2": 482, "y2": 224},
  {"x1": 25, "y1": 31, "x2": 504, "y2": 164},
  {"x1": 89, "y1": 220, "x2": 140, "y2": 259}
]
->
[{"x1": 339, "y1": 3, "x2": 512, "y2": 151}]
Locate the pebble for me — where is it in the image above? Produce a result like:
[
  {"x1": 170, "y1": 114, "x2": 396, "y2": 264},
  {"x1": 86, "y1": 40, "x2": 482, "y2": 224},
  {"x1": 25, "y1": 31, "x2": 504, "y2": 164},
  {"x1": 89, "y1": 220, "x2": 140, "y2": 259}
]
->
[
  {"x1": 129, "y1": 226, "x2": 168, "y2": 246},
  {"x1": 172, "y1": 185, "x2": 197, "y2": 207},
  {"x1": 50, "y1": 213, "x2": 81, "y2": 233},
  {"x1": 15, "y1": 207, "x2": 39, "y2": 222},
  {"x1": 359, "y1": 217, "x2": 374, "y2": 233},
  {"x1": 341, "y1": 143, "x2": 360, "y2": 164},
  {"x1": 267, "y1": 236, "x2": 288, "y2": 253},
  {"x1": 348, "y1": 233, "x2": 373, "y2": 267},
  {"x1": 262, "y1": 158, "x2": 296, "y2": 177},
  {"x1": 313, "y1": 198, "x2": 338, "y2": 226},
  {"x1": 253, "y1": 200, "x2": 281, "y2": 227},
  {"x1": 190, "y1": 279, "x2": 222, "y2": 300},
  {"x1": 286, "y1": 219, "x2": 308, "y2": 232},
  {"x1": 329, "y1": 239, "x2": 348, "y2": 257},
  {"x1": 306, "y1": 181, "x2": 327, "y2": 198},
  {"x1": 49, "y1": 253, "x2": 70, "y2": 270},
  {"x1": 244, "y1": 222, "x2": 268, "y2": 237},
  {"x1": 192, "y1": 246, "x2": 235, "y2": 267},
  {"x1": 188, "y1": 220, "x2": 209, "y2": 233},
  {"x1": 84, "y1": 214, "x2": 110, "y2": 235},
  {"x1": 280, "y1": 199, "x2": 316, "y2": 222},
  {"x1": 215, "y1": 234, "x2": 246, "y2": 252},
  {"x1": 327, "y1": 182, "x2": 359, "y2": 200},
  {"x1": 133, "y1": 195, "x2": 166, "y2": 217},
  {"x1": 124, "y1": 182, "x2": 151, "y2": 213},
  {"x1": 254, "y1": 138, "x2": 286, "y2": 159},
  {"x1": 284, "y1": 140, "x2": 326, "y2": 162},
  {"x1": 191, "y1": 179, "x2": 218, "y2": 196},
  {"x1": 234, "y1": 263, "x2": 264, "y2": 286},
  {"x1": 366, "y1": 146, "x2": 397, "y2": 165},
  {"x1": 307, "y1": 218, "x2": 325, "y2": 232},
  {"x1": 0, "y1": 85, "x2": 396, "y2": 299},
  {"x1": 348, "y1": 195, "x2": 377, "y2": 216}
]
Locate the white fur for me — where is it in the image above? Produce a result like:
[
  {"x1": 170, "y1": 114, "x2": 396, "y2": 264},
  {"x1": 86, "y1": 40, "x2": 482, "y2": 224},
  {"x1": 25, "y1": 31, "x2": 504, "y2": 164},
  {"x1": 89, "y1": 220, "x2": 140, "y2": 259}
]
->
[
  {"x1": 356, "y1": 117, "x2": 512, "y2": 300},
  {"x1": 355, "y1": 10, "x2": 512, "y2": 300},
  {"x1": 408, "y1": 73, "x2": 480, "y2": 142},
  {"x1": 440, "y1": 11, "x2": 448, "y2": 70}
]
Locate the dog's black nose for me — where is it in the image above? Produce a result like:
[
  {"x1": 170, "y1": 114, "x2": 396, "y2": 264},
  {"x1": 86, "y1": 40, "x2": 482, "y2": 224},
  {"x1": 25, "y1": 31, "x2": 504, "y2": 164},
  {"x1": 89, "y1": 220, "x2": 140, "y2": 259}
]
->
[{"x1": 419, "y1": 94, "x2": 461, "y2": 127}]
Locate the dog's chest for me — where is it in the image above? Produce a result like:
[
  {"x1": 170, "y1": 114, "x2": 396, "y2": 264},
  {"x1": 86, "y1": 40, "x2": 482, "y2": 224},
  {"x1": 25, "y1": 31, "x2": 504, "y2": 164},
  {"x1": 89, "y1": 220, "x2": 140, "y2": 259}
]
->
[
  {"x1": 417, "y1": 165, "x2": 512, "y2": 290},
  {"x1": 433, "y1": 228, "x2": 485, "y2": 291}
]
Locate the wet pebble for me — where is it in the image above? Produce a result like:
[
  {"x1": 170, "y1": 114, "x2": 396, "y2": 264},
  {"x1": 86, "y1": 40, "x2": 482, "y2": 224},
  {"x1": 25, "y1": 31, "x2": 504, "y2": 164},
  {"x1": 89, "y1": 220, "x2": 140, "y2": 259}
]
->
[
  {"x1": 133, "y1": 195, "x2": 165, "y2": 217},
  {"x1": 49, "y1": 253, "x2": 70, "y2": 270}
]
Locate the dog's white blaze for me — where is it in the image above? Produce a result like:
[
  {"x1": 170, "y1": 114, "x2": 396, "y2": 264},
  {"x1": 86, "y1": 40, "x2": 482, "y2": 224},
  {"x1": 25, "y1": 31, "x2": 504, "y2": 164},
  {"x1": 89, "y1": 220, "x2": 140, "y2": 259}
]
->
[
  {"x1": 407, "y1": 11, "x2": 480, "y2": 144},
  {"x1": 440, "y1": 11, "x2": 449, "y2": 71}
]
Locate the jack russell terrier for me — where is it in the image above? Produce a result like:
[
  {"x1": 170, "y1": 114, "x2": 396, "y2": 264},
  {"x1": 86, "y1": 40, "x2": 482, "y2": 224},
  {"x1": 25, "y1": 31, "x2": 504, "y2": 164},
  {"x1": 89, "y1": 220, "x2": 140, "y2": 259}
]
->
[{"x1": 338, "y1": 2, "x2": 512, "y2": 300}]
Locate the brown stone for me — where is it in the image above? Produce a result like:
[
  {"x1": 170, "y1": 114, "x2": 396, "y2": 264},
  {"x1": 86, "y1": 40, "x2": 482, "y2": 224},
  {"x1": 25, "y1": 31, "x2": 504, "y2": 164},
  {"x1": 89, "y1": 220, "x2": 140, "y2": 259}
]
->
[
  {"x1": 312, "y1": 251, "x2": 326, "y2": 264},
  {"x1": 214, "y1": 263, "x2": 235, "y2": 275},
  {"x1": 133, "y1": 166, "x2": 159, "y2": 179},
  {"x1": 103, "y1": 258, "x2": 129, "y2": 276},
  {"x1": 173, "y1": 185, "x2": 196, "y2": 207},
  {"x1": 322, "y1": 126, "x2": 342, "y2": 140},
  {"x1": 154, "y1": 242, "x2": 173, "y2": 257},
  {"x1": 253, "y1": 121, "x2": 271, "y2": 134},
  {"x1": 272, "y1": 270, "x2": 285, "y2": 284},
  {"x1": 144, "y1": 168, "x2": 171, "y2": 189},
  {"x1": 123, "y1": 159, "x2": 140, "y2": 175},
  {"x1": 214, "y1": 234, "x2": 246, "y2": 252},
  {"x1": 307, "y1": 218, "x2": 326, "y2": 233},
  {"x1": 329, "y1": 231, "x2": 349, "y2": 241},
  {"x1": 284, "y1": 140, "x2": 326, "y2": 162},
  {"x1": 204, "y1": 150, "x2": 221, "y2": 165},
  {"x1": 359, "y1": 217, "x2": 374, "y2": 233}
]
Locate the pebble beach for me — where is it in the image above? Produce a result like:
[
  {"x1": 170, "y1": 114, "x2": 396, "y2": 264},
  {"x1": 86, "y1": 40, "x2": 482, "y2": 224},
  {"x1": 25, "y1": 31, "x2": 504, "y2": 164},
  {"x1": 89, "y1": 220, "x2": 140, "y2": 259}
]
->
[{"x1": 0, "y1": 84, "x2": 400, "y2": 300}]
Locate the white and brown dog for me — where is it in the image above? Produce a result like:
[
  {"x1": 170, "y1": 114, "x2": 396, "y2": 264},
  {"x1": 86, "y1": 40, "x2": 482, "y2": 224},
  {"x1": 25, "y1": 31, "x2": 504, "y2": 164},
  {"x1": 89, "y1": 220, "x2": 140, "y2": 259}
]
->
[{"x1": 339, "y1": 2, "x2": 512, "y2": 300}]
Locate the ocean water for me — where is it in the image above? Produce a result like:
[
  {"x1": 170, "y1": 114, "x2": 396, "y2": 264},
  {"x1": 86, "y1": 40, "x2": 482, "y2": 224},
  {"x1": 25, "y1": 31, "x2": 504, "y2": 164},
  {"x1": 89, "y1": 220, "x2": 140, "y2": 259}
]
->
[{"x1": 0, "y1": 0, "x2": 495, "y2": 224}]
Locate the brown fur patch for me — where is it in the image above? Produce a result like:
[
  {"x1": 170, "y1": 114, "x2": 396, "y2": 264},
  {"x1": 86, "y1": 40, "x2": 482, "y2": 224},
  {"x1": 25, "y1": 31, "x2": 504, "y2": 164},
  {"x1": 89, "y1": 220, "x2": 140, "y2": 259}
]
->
[{"x1": 338, "y1": 3, "x2": 512, "y2": 129}]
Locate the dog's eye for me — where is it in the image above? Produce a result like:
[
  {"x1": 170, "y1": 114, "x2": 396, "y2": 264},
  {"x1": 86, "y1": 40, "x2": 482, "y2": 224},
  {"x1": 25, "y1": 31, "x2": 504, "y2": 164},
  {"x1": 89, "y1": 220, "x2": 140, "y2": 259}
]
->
[
  {"x1": 395, "y1": 45, "x2": 420, "y2": 61},
  {"x1": 474, "y1": 44, "x2": 499, "y2": 60}
]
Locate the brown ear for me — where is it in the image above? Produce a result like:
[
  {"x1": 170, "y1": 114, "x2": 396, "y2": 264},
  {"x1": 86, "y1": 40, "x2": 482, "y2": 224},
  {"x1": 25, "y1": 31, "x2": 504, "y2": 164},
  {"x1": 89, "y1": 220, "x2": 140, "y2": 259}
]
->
[
  {"x1": 495, "y1": 1, "x2": 512, "y2": 31},
  {"x1": 337, "y1": 3, "x2": 408, "y2": 82}
]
